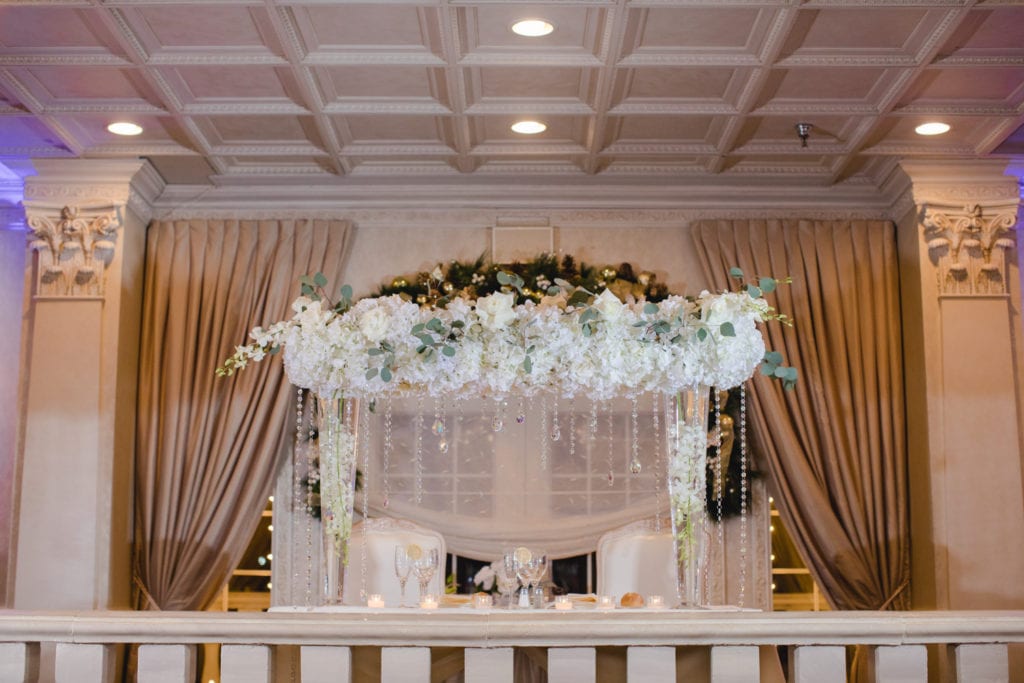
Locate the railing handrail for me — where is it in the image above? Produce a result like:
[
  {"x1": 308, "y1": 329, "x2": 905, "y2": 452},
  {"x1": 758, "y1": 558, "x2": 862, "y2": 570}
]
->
[{"x1": 2, "y1": 610, "x2": 1023, "y2": 648}]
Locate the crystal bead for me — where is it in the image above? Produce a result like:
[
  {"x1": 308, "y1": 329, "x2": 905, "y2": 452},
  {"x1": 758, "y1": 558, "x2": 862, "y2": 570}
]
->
[
  {"x1": 492, "y1": 417, "x2": 504, "y2": 432},
  {"x1": 438, "y1": 438, "x2": 449, "y2": 453},
  {"x1": 516, "y1": 414, "x2": 525, "y2": 424},
  {"x1": 630, "y1": 460, "x2": 642, "y2": 474},
  {"x1": 432, "y1": 419, "x2": 445, "y2": 436},
  {"x1": 607, "y1": 472, "x2": 615, "y2": 486},
  {"x1": 551, "y1": 428, "x2": 561, "y2": 441}
]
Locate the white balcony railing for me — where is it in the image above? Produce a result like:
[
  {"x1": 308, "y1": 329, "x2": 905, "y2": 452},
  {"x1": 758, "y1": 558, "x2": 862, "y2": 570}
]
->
[{"x1": 1, "y1": 609, "x2": 1023, "y2": 682}]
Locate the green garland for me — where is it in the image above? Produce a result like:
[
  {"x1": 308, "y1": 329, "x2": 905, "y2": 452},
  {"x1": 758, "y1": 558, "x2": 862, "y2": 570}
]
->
[{"x1": 377, "y1": 253, "x2": 671, "y2": 306}]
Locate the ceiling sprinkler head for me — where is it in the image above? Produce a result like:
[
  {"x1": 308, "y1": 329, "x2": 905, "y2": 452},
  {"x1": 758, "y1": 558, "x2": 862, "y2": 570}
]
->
[{"x1": 795, "y1": 122, "x2": 813, "y2": 148}]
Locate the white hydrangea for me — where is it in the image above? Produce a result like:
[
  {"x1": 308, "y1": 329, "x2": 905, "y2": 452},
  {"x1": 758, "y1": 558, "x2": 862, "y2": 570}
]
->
[{"x1": 226, "y1": 286, "x2": 771, "y2": 399}]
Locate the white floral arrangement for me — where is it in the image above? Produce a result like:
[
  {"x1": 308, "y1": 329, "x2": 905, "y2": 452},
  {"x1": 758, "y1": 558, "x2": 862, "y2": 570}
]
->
[{"x1": 218, "y1": 268, "x2": 796, "y2": 400}]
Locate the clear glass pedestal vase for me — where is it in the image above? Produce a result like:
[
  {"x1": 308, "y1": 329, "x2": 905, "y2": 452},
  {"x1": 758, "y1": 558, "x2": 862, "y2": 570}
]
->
[
  {"x1": 668, "y1": 385, "x2": 711, "y2": 608},
  {"x1": 316, "y1": 396, "x2": 359, "y2": 606}
]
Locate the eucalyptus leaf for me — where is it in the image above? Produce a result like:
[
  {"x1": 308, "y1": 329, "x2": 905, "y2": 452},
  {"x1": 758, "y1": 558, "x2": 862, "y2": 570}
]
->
[
  {"x1": 365, "y1": 368, "x2": 378, "y2": 380},
  {"x1": 380, "y1": 367, "x2": 392, "y2": 382},
  {"x1": 729, "y1": 267, "x2": 744, "y2": 280},
  {"x1": 547, "y1": 286, "x2": 561, "y2": 295},
  {"x1": 340, "y1": 284, "x2": 353, "y2": 301},
  {"x1": 720, "y1": 322, "x2": 736, "y2": 337},
  {"x1": 554, "y1": 278, "x2": 573, "y2": 290},
  {"x1": 451, "y1": 320, "x2": 465, "y2": 328},
  {"x1": 759, "y1": 277, "x2": 776, "y2": 294},
  {"x1": 527, "y1": 344, "x2": 536, "y2": 354},
  {"x1": 764, "y1": 351, "x2": 783, "y2": 365},
  {"x1": 747, "y1": 284, "x2": 762, "y2": 298},
  {"x1": 412, "y1": 323, "x2": 425, "y2": 334},
  {"x1": 773, "y1": 366, "x2": 789, "y2": 379},
  {"x1": 313, "y1": 272, "x2": 327, "y2": 288},
  {"x1": 697, "y1": 328, "x2": 708, "y2": 341},
  {"x1": 643, "y1": 302, "x2": 659, "y2": 315},
  {"x1": 497, "y1": 271, "x2": 511, "y2": 285},
  {"x1": 269, "y1": 345, "x2": 280, "y2": 355},
  {"x1": 442, "y1": 345, "x2": 455, "y2": 357},
  {"x1": 367, "y1": 348, "x2": 383, "y2": 356},
  {"x1": 523, "y1": 356, "x2": 533, "y2": 373},
  {"x1": 760, "y1": 363, "x2": 775, "y2": 376}
]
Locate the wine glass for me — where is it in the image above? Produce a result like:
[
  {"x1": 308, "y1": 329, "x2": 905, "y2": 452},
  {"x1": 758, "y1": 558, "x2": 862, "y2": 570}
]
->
[
  {"x1": 412, "y1": 547, "x2": 439, "y2": 601},
  {"x1": 394, "y1": 545, "x2": 412, "y2": 607},
  {"x1": 497, "y1": 551, "x2": 520, "y2": 609},
  {"x1": 516, "y1": 549, "x2": 548, "y2": 608}
]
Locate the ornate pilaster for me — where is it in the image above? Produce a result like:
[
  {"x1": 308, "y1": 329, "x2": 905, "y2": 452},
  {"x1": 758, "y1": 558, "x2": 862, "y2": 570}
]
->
[
  {"x1": 921, "y1": 203, "x2": 1017, "y2": 296},
  {"x1": 24, "y1": 202, "x2": 123, "y2": 297}
]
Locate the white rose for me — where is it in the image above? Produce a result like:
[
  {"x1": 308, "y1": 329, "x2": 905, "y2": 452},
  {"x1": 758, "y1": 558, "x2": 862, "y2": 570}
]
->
[
  {"x1": 358, "y1": 306, "x2": 389, "y2": 343},
  {"x1": 593, "y1": 288, "x2": 624, "y2": 322},
  {"x1": 475, "y1": 292, "x2": 517, "y2": 330}
]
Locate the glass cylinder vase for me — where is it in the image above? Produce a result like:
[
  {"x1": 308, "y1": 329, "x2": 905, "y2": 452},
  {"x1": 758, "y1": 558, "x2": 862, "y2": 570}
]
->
[
  {"x1": 668, "y1": 385, "x2": 711, "y2": 607},
  {"x1": 317, "y1": 396, "x2": 359, "y2": 605}
]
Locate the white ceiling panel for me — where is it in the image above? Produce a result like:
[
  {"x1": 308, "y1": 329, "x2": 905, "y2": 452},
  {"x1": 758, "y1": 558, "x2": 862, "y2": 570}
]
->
[{"x1": 0, "y1": 0, "x2": 1019, "y2": 189}]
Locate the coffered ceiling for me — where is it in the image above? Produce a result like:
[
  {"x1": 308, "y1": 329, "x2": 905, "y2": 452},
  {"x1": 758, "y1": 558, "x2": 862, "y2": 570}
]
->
[{"x1": 1, "y1": 0, "x2": 1023, "y2": 197}]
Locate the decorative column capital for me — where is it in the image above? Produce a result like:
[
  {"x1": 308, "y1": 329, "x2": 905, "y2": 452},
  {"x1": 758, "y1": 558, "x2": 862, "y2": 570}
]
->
[
  {"x1": 898, "y1": 159, "x2": 1022, "y2": 297},
  {"x1": 24, "y1": 201, "x2": 124, "y2": 298},
  {"x1": 921, "y1": 204, "x2": 1017, "y2": 296}
]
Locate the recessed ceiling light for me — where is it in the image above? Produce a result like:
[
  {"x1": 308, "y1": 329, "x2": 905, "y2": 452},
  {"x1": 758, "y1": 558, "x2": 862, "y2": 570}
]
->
[
  {"x1": 107, "y1": 121, "x2": 143, "y2": 136},
  {"x1": 511, "y1": 120, "x2": 547, "y2": 135},
  {"x1": 511, "y1": 19, "x2": 554, "y2": 37},
  {"x1": 915, "y1": 122, "x2": 950, "y2": 136}
]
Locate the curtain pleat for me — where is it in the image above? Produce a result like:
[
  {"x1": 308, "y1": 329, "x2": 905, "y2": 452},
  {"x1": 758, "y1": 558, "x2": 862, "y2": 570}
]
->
[
  {"x1": 133, "y1": 218, "x2": 354, "y2": 611},
  {"x1": 692, "y1": 219, "x2": 910, "y2": 611}
]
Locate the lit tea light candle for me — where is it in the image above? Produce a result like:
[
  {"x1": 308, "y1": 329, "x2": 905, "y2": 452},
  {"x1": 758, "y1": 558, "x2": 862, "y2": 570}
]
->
[
  {"x1": 420, "y1": 594, "x2": 439, "y2": 610},
  {"x1": 554, "y1": 595, "x2": 573, "y2": 610},
  {"x1": 367, "y1": 594, "x2": 386, "y2": 609},
  {"x1": 597, "y1": 595, "x2": 615, "y2": 610},
  {"x1": 647, "y1": 595, "x2": 665, "y2": 609},
  {"x1": 473, "y1": 593, "x2": 493, "y2": 609}
]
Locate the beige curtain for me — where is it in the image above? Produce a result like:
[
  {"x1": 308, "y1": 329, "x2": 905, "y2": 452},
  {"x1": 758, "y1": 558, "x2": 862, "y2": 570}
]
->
[
  {"x1": 134, "y1": 218, "x2": 354, "y2": 611},
  {"x1": 692, "y1": 219, "x2": 910, "y2": 611}
]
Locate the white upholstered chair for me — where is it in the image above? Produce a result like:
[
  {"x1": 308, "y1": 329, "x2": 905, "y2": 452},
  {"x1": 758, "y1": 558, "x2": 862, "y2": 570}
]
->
[
  {"x1": 342, "y1": 517, "x2": 446, "y2": 606},
  {"x1": 596, "y1": 517, "x2": 678, "y2": 601}
]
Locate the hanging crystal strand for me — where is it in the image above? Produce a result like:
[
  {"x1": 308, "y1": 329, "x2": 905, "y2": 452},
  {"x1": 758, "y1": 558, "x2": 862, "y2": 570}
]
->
[
  {"x1": 550, "y1": 395, "x2": 561, "y2": 441},
  {"x1": 414, "y1": 395, "x2": 424, "y2": 506},
  {"x1": 433, "y1": 397, "x2": 448, "y2": 454},
  {"x1": 359, "y1": 399, "x2": 372, "y2": 602},
  {"x1": 712, "y1": 387, "x2": 729, "y2": 606},
  {"x1": 605, "y1": 402, "x2": 615, "y2": 486},
  {"x1": 652, "y1": 391, "x2": 663, "y2": 532},
  {"x1": 382, "y1": 398, "x2": 392, "y2": 509},
  {"x1": 292, "y1": 388, "x2": 304, "y2": 602},
  {"x1": 516, "y1": 396, "x2": 526, "y2": 424},
  {"x1": 540, "y1": 394, "x2": 550, "y2": 470},
  {"x1": 588, "y1": 400, "x2": 599, "y2": 480},
  {"x1": 629, "y1": 395, "x2": 642, "y2": 475},
  {"x1": 739, "y1": 384, "x2": 749, "y2": 608},
  {"x1": 492, "y1": 396, "x2": 504, "y2": 432},
  {"x1": 305, "y1": 397, "x2": 318, "y2": 607},
  {"x1": 568, "y1": 398, "x2": 577, "y2": 461},
  {"x1": 714, "y1": 389, "x2": 725, "y2": 602}
]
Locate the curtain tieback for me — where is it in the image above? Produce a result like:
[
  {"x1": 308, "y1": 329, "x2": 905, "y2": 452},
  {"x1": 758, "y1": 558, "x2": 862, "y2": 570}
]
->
[
  {"x1": 133, "y1": 574, "x2": 162, "y2": 611},
  {"x1": 877, "y1": 578, "x2": 909, "y2": 611}
]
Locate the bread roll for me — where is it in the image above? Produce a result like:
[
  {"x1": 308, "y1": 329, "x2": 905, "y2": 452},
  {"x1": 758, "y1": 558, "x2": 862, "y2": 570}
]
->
[{"x1": 620, "y1": 592, "x2": 645, "y2": 608}]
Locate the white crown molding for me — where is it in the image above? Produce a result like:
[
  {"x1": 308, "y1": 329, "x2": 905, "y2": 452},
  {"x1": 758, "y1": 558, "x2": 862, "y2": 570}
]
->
[
  {"x1": 323, "y1": 101, "x2": 453, "y2": 115},
  {"x1": 152, "y1": 177, "x2": 894, "y2": 214},
  {"x1": 899, "y1": 159, "x2": 1022, "y2": 208}
]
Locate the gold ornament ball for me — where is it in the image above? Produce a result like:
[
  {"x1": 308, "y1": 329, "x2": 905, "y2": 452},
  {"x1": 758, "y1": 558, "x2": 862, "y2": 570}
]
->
[
  {"x1": 392, "y1": 277, "x2": 409, "y2": 288},
  {"x1": 416, "y1": 294, "x2": 428, "y2": 304},
  {"x1": 637, "y1": 271, "x2": 654, "y2": 286},
  {"x1": 601, "y1": 267, "x2": 618, "y2": 281},
  {"x1": 442, "y1": 281, "x2": 455, "y2": 293}
]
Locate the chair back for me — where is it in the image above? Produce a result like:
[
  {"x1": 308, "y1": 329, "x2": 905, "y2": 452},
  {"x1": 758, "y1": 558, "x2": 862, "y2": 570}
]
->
[
  {"x1": 342, "y1": 517, "x2": 446, "y2": 605},
  {"x1": 596, "y1": 517, "x2": 677, "y2": 601}
]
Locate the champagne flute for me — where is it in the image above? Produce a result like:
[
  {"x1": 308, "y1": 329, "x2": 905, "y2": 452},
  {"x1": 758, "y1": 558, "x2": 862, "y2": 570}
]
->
[
  {"x1": 497, "y1": 551, "x2": 520, "y2": 609},
  {"x1": 394, "y1": 545, "x2": 412, "y2": 607},
  {"x1": 412, "y1": 548, "x2": 439, "y2": 601}
]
